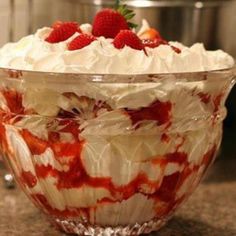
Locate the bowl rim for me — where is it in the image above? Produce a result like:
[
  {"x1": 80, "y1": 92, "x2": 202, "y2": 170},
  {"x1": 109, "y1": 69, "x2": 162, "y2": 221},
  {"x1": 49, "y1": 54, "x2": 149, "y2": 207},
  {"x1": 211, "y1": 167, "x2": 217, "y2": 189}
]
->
[{"x1": 0, "y1": 65, "x2": 235, "y2": 84}]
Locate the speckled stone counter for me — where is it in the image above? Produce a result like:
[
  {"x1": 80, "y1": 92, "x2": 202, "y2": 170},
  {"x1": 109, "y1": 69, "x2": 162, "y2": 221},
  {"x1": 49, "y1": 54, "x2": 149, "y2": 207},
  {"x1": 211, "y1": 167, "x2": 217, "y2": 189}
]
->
[{"x1": 0, "y1": 155, "x2": 236, "y2": 236}]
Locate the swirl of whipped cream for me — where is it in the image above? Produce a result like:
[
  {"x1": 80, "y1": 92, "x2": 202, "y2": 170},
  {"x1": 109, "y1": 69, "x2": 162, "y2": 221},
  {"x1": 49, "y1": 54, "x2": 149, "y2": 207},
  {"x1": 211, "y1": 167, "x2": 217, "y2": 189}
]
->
[{"x1": 0, "y1": 21, "x2": 234, "y2": 74}]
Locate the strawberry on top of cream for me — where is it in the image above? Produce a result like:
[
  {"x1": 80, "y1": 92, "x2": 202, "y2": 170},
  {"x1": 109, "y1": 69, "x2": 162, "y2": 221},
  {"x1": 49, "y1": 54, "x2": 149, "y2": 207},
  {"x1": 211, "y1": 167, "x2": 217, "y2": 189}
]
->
[{"x1": 0, "y1": 6, "x2": 234, "y2": 74}]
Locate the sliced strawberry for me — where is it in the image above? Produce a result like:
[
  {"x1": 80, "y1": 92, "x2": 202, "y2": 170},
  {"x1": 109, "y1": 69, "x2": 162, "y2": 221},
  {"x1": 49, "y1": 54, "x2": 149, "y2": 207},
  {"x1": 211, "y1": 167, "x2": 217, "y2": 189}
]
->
[
  {"x1": 113, "y1": 30, "x2": 143, "y2": 50},
  {"x1": 68, "y1": 34, "x2": 96, "y2": 51},
  {"x1": 45, "y1": 22, "x2": 81, "y2": 43},
  {"x1": 92, "y1": 8, "x2": 129, "y2": 38}
]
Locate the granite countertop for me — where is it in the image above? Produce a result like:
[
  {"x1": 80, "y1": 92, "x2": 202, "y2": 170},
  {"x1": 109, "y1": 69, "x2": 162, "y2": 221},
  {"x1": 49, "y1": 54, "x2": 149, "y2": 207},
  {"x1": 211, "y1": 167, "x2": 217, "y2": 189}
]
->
[{"x1": 0, "y1": 154, "x2": 236, "y2": 236}]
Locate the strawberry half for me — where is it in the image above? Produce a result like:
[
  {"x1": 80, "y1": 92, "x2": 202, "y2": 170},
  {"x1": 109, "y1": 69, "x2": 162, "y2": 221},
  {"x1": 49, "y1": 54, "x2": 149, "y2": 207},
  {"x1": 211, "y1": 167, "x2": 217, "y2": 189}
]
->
[
  {"x1": 113, "y1": 30, "x2": 143, "y2": 50},
  {"x1": 92, "y1": 8, "x2": 129, "y2": 38},
  {"x1": 139, "y1": 28, "x2": 166, "y2": 49},
  {"x1": 68, "y1": 34, "x2": 96, "y2": 51},
  {"x1": 139, "y1": 28, "x2": 161, "y2": 40},
  {"x1": 140, "y1": 28, "x2": 181, "y2": 53},
  {"x1": 45, "y1": 22, "x2": 81, "y2": 43}
]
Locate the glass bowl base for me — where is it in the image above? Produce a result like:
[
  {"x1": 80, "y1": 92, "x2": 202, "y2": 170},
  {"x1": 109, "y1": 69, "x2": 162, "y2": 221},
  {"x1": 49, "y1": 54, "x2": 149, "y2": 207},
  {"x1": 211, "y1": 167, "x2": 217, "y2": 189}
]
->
[{"x1": 52, "y1": 218, "x2": 167, "y2": 235}]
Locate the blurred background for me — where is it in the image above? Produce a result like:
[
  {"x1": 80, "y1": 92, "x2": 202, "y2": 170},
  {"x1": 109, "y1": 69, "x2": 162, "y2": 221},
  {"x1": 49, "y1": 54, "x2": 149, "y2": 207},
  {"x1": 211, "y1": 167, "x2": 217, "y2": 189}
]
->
[{"x1": 0, "y1": 0, "x2": 236, "y2": 157}]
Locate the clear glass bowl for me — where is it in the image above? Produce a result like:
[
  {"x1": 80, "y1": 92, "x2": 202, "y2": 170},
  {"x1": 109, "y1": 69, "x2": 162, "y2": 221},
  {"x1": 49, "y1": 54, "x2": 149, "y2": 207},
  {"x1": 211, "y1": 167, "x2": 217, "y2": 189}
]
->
[{"x1": 0, "y1": 67, "x2": 235, "y2": 235}]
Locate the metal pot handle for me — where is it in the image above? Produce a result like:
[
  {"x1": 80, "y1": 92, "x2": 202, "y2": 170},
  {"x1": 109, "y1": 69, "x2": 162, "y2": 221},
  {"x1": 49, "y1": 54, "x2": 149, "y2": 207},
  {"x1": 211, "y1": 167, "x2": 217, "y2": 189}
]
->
[{"x1": 77, "y1": 0, "x2": 231, "y2": 8}]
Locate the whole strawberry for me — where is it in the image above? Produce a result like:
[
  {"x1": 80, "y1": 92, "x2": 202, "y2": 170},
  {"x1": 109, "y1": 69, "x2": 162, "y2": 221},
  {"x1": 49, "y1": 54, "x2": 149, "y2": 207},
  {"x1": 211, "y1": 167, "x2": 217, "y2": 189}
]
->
[
  {"x1": 92, "y1": 5, "x2": 137, "y2": 39},
  {"x1": 68, "y1": 34, "x2": 96, "y2": 51},
  {"x1": 92, "y1": 9, "x2": 128, "y2": 38},
  {"x1": 45, "y1": 22, "x2": 81, "y2": 43},
  {"x1": 113, "y1": 30, "x2": 143, "y2": 50}
]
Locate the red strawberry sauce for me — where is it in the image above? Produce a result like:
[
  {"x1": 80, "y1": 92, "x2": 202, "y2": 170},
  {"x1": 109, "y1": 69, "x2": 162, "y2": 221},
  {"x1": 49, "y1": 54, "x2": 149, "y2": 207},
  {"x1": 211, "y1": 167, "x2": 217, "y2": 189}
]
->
[
  {"x1": 197, "y1": 92, "x2": 211, "y2": 104},
  {"x1": 2, "y1": 90, "x2": 24, "y2": 114},
  {"x1": 0, "y1": 89, "x2": 218, "y2": 221},
  {"x1": 21, "y1": 170, "x2": 38, "y2": 188},
  {"x1": 213, "y1": 93, "x2": 224, "y2": 113},
  {"x1": 125, "y1": 100, "x2": 172, "y2": 128},
  {"x1": 16, "y1": 121, "x2": 197, "y2": 219}
]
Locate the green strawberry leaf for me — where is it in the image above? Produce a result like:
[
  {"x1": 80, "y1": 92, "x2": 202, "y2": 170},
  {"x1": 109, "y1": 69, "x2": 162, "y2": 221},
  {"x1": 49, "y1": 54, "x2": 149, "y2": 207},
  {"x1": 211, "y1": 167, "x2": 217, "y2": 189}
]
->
[
  {"x1": 115, "y1": 0, "x2": 120, "y2": 9},
  {"x1": 126, "y1": 13, "x2": 136, "y2": 20},
  {"x1": 117, "y1": 4, "x2": 138, "y2": 29},
  {"x1": 128, "y1": 22, "x2": 138, "y2": 29}
]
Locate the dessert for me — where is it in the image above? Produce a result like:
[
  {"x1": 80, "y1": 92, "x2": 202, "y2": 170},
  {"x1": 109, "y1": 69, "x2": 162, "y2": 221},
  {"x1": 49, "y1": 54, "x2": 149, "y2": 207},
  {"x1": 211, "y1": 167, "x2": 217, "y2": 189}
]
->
[{"x1": 0, "y1": 3, "x2": 235, "y2": 236}]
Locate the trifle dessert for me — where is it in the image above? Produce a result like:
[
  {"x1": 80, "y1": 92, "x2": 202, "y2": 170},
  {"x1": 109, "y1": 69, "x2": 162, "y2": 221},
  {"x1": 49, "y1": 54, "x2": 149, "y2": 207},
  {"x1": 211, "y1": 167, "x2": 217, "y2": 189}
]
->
[{"x1": 0, "y1": 3, "x2": 235, "y2": 236}]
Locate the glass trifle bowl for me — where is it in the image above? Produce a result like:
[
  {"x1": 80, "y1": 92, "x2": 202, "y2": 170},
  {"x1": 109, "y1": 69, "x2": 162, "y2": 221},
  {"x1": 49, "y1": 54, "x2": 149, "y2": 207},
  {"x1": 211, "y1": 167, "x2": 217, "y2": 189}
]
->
[{"x1": 0, "y1": 67, "x2": 235, "y2": 235}]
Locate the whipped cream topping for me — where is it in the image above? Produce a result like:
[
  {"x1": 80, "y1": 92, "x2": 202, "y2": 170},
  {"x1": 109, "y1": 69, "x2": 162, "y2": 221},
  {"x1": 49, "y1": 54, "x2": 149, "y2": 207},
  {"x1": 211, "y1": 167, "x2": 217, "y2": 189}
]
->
[{"x1": 0, "y1": 23, "x2": 234, "y2": 74}]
